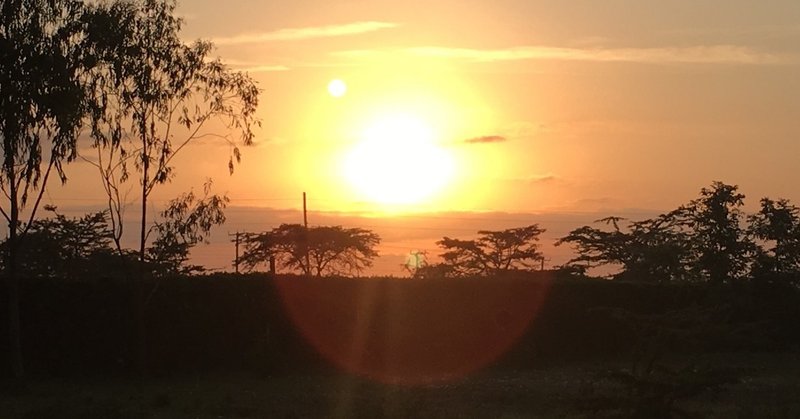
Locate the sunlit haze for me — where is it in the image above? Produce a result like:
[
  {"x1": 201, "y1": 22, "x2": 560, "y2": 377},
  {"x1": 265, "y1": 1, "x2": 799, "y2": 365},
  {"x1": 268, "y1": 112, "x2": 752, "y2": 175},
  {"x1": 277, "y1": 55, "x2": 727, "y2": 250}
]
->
[{"x1": 40, "y1": 0, "x2": 800, "y2": 274}]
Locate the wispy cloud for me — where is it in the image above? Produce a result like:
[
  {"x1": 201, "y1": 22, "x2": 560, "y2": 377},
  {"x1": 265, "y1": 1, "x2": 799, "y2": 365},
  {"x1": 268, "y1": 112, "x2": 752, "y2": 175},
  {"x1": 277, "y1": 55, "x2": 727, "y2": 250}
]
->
[
  {"x1": 463, "y1": 135, "x2": 507, "y2": 144},
  {"x1": 334, "y1": 44, "x2": 783, "y2": 65},
  {"x1": 237, "y1": 65, "x2": 290, "y2": 73},
  {"x1": 221, "y1": 59, "x2": 290, "y2": 73},
  {"x1": 213, "y1": 21, "x2": 399, "y2": 45},
  {"x1": 408, "y1": 45, "x2": 781, "y2": 64},
  {"x1": 527, "y1": 174, "x2": 557, "y2": 184}
]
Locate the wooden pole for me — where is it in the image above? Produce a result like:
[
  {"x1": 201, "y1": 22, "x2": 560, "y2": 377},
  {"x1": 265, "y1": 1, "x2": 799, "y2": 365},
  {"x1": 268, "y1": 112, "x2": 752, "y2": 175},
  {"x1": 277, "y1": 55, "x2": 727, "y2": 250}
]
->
[{"x1": 303, "y1": 192, "x2": 310, "y2": 276}]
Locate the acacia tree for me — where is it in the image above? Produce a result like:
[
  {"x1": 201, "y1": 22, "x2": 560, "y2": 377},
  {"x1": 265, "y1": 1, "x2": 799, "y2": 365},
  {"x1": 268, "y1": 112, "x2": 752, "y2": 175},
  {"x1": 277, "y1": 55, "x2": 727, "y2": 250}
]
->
[
  {"x1": 0, "y1": 0, "x2": 91, "y2": 378},
  {"x1": 436, "y1": 225, "x2": 545, "y2": 277},
  {"x1": 239, "y1": 224, "x2": 380, "y2": 277},
  {"x1": 557, "y1": 213, "x2": 695, "y2": 282},
  {"x1": 82, "y1": 0, "x2": 259, "y2": 263},
  {"x1": 147, "y1": 181, "x2": 228, "y2": 276},
  {"x1": 555, "y1": 216, "x2": 633, "y2": 275}
]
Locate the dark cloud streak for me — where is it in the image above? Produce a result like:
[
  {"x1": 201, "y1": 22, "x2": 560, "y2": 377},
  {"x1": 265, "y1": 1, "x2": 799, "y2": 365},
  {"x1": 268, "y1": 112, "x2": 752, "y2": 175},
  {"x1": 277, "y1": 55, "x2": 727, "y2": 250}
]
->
[{"x1": 463, "y1": 135, "x2": 507, "y2": 144}]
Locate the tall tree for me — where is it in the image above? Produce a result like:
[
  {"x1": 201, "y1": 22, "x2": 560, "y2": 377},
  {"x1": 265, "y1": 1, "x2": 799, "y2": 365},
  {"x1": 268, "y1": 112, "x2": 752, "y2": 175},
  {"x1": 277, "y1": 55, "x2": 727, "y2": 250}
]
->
[
  {"x1": 81, "y1": 0, "x2": 258, "y2": 375},
  {"x1": 0, "y1": 0, "x2": 90, "y2": 378},
  {"x1": 683, "y1": 181, "x2": 753, "y2": 283},
  {"x1": 437, "y1": 225, "x2": 545, "y2": 277},
  {"x1": 82, "y1": 0, "x2": 259, "y2": 264},
  {"x1": 239, "y1": 224, "x2": 380, "y2": 277}
]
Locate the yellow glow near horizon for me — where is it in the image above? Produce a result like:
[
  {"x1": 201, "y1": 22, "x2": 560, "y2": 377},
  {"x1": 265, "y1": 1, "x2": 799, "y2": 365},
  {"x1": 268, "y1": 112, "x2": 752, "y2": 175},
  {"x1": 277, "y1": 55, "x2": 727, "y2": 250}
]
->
[{"x1": 342, "y1": 113, "x2": 456, "y2": 206}]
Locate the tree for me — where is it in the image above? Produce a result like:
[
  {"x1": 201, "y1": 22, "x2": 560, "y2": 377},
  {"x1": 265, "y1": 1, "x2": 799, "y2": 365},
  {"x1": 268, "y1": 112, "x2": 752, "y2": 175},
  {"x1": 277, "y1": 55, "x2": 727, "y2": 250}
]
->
[
  {"x1": 748, "y1": 198, "x2": 800, "y2": 285},
  {"x1": 147, "y1": 181, "x2": 229, "y2": 276},
  {"x1": 683, "y1": 181, "x2": 753, "y2": 283},
  {"x1": 436, "y1": 225, "x2": 545, "y2": 277},
  {"x1": 1, "y1": 208, "x2": 118, "y2": 279},
  {"x1": 557, "y1": 213, "x2": 695, "y2": 282},
  {"x1": 625, "y1": 211, "x2": 695, "y2": 282},
  {"x1": 239, "y1": 224, "x2": 380, "y2": 277},
  {"x1": 1, "y1": 0, "x2": 92, "y2": 378},
  {"x1": 559, "y1": 182, "x2": 757, "y2": 283},
  {"x1": 555, "y1": 217, "x2": 633, "y2": 276},
  {"x1": 79, "y1": 0, "x2": 258, "y2": 375},
  {"x1": 81, "y1": 0, "x2": 259, "y2": 265}
]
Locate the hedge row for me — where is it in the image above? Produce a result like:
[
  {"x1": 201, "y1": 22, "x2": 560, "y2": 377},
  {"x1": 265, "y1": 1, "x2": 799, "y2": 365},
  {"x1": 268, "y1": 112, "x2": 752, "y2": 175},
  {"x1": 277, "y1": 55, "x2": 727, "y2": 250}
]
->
[{"x1": 1, "y1": 273, "x2": 798, "y2": 380}]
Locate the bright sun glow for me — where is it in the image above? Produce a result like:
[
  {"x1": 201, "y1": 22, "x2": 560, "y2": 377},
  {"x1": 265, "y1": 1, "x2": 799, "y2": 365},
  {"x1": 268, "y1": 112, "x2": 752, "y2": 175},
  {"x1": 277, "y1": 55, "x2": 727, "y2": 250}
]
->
[
  {"x1": 342, "y1": 113, "x2": 455, "y2": 206},
  {"x1": 328, "y1": 79, "x2": 347, "y2": 97}
]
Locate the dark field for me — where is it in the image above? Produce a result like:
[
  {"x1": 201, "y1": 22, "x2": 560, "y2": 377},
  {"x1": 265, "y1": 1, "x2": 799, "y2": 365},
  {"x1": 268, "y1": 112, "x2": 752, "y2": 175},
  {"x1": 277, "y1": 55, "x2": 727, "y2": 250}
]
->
[
  {"x1": 2, "y1": 353, "x2": 799, "y2": 418},
  {"x1": 2, "y1": 274, "x2": 800, "y2": 417}
]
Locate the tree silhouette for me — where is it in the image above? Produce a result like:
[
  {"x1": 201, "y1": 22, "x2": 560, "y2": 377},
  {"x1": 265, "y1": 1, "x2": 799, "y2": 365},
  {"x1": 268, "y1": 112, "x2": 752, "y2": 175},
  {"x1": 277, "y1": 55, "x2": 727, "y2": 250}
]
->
[
  {"x1": 147, "y1": 181, "x2": 229, "y2": 276},
  {"x1": 560, "y1": 182, "x2": 764, "y2": 283},
  {"x1": 556, "y1": 217, "x2": 633, "y2": 275},
  {"x1": 81, "y1": 0, "x2": 259, "y2": 266},
  {"x1": 1, "y1": 208, "x2": 119, "y2": 280},
  {"x1": 79, "y1": 0, "x2": 259, "y2": 376},
  {"x1": 437, "y1": 225, "x2": 545, "y2": 277},
  {"x1": 1, "y1": 0, "x2": 92, "y2": 378},
  {"x1": 239, "y1": 224, "x2": 380, "y2": 277},
  {"x1": 683, "y1": 181, "x2": 753, "y2": 284},
  {"x1": 748, "y1": 198, "x2": 800, "y2": 286}
]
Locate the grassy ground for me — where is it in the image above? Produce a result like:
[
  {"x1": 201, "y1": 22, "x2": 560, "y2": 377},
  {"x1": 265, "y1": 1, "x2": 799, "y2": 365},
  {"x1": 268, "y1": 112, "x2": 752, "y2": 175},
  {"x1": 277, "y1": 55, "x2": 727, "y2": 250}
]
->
[{"x1": 2, "y1": 353, "x2": 799, "y2": 418}]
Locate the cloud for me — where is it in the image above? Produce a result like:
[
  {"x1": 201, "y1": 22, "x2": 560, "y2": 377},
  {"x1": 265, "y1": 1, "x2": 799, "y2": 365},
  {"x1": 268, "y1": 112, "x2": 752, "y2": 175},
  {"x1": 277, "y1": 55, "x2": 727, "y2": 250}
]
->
[
  {"x1": 463, "y1": 135, "x2": 507, "y2": 144},
  {"x1": 526, "y1": 174, "x2": 557, "y2": 184},
  {"x1": 237, "y1": 65, "x2": 290, "y2": 73},
  {"x1": 213, "y1": 21, "x2": 399, "y2": 45},
  {"x1": 336, "y1": 44, "x2": 783, "y2": 65},
  {"x1": 410, "y1": 45, "x2": 783, "y2": 64},
  {"x1": 220, "y1": 58, "x2": 290, "y2": 73}
]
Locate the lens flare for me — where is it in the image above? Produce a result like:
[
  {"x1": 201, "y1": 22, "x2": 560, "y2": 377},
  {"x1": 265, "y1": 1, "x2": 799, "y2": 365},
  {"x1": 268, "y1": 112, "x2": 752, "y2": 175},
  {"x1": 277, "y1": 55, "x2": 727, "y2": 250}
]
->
[{"x1": 273, "y1": 277, "x2": 553, "y2": 385}]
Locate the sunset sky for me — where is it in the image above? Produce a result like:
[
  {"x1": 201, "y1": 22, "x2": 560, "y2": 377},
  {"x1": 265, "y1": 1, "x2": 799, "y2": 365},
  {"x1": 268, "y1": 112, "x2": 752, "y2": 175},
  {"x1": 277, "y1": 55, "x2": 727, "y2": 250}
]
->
[{"x1": 46, "y1": 0, "x2": 800, "y2": 274}]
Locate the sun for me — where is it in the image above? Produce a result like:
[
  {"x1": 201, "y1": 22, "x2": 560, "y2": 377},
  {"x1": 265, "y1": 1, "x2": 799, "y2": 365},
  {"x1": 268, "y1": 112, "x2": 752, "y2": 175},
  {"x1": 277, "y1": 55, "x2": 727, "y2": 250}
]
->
[
  {"x1": 328, "y1": 79, "x2": 347, "y2": 97},
  {"x1": 342, "y1": 113, "x2": 455, "y2": 206}
]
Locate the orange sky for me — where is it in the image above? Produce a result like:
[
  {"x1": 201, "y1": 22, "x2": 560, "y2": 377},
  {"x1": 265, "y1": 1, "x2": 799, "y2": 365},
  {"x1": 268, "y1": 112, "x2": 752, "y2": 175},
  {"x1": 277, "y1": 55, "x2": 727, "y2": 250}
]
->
[{"x1": 39, "y1": 0, "x2": 800, "y2": 274}]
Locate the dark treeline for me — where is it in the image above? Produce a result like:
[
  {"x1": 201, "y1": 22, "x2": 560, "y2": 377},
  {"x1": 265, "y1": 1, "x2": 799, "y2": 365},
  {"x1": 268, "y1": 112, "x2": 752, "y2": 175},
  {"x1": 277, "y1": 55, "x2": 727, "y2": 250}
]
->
[
  {"x1": 558, "y1": 181, "x2": 800, "y2": 286},
  {"x1": 1, "y1": 275, "x2": 799, "y2": 380}
]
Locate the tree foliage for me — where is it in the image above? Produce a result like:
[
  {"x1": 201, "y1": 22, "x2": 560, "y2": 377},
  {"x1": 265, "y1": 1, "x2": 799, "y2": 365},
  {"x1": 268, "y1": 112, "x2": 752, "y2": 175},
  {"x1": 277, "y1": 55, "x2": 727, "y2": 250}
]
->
[
  {"x1": 684, "y1": 181, "x2": 753, "y2": 283},
  {"x1": 558, "y1": 182, "x2": 788, "y2": 284},
  {"x1": 0, "y1": 208, "x2": 122, "y2": 279},
  {"x1": 1, "y1": 0, "x2": 96, "y2": 378},
  {"x1": 239, "y1": 224, "x2": 380, "y2": 277},
  {"x1": 81, "y1": 0, "x2": 259, "y2": 262},
  {"x1": 748, "y1": 198, "x2": 800, "y2": 286},
  {"x1": 436, "y1": 225, "x2": 545, "y2": 277},
  {"x1": 556, "y1": 213, "x2": 695, "y2": 282},
  {"x1": 147, "y1": 181, "x2": 228, "y2": 276}
]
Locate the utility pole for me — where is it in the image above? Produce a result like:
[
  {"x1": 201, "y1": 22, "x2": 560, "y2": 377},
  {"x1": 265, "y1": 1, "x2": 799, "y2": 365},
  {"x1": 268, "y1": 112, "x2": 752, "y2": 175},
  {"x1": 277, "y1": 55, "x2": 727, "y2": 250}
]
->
[
  {"x1": 230, "y1": 231, "x2": 240, "y2": 274},
  {"x1": 303, "y1": 192, "x2": 310, "y2": 276}
]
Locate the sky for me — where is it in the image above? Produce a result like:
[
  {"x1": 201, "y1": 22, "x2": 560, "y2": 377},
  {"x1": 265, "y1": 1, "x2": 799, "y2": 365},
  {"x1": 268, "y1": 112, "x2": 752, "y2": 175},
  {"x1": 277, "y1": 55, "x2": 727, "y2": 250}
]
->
[{"x1": 43, "y1": 0, "x2": 800, "y2": 275}]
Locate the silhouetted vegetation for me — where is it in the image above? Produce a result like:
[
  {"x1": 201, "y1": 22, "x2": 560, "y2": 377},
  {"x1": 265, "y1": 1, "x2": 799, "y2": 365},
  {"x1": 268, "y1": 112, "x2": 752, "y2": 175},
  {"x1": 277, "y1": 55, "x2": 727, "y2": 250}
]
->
[
  {"x1": 1, "y1": 0, "x2": 99, "y2": 378},
  {"x1": 238, "y1": 224, "x2": 381, "y2": 276},
  {"x1": 82, "y1": 0, "x2": 259, "y2": 266},
  {"x1": 414, "y1": 224, "x2": 545, "y2": 278},
  {"x1": 147, "y1": 181, "x2": 229, "y2": 276},
  {"x1": 558, "y1": 181, "x2": 800, "y2": 287},
  {"x1": 1, "y1": 0, "x2": 260, "y2": 377}
]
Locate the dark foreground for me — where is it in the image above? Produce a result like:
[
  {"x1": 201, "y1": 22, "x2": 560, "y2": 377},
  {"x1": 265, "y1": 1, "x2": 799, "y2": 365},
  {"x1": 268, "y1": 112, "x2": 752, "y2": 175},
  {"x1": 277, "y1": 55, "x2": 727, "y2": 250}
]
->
[{"x1": 2, "y1": 353, "x2": 799, "y2": 419}]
